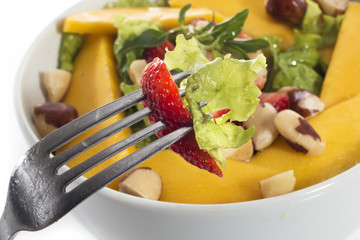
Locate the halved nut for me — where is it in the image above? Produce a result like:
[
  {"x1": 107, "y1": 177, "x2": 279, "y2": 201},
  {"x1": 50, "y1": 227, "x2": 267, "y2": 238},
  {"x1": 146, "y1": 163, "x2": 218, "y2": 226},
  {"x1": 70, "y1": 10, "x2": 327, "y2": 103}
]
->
[
  {"x1": 259, "y1": 170, "x2": 296, "y2": 198},
  {"x1": 43, "y1": 69, "x2": 72, "y2": 102},
  {"x1": 129, "y1": 59, "x2": 148, "y2": 85},
  {"x1": 220, "y1": 139, "x2": 253, "y2": 162},
  {"x1": 34, "y1": 102, "x2": 78, "y2": 137},
  {"x1": 119, "y1": 167, "x2": 162, "y2": 200},
  {"x1": 274, "y1": 109, "x2": 325, "y2": 156},
  {"x1": 243, "y1": 103, "x2": 279, "y2": 151},
  {"x1": 288, "y1": 89, "x2": 325, "y2": 118},
  {"x1": 316, "y1": 0, "x2": 349, "y2": 16}
]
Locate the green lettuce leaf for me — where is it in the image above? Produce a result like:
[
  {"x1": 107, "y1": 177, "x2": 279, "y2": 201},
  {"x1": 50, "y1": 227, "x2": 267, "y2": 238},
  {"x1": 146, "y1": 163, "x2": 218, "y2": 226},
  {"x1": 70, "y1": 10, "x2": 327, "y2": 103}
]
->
[
  {"x1": 164, "y1": 35, "x2": 208, "y2": 72},
  {"x1": 165, "y1": 36, "x2": 264, "y2": 167},
  {"x1": 104, "y1": 0, "x2": 166, "y2": 8},
  {"x1": 265, "y1": 31, "x2": 324, "y2": 95},
  {"x1": 113, "y1": 15, "x2": 164, "y2": 83},
  {"x1": 302, "y1": 0, "x2": 343, "y2": 49}
]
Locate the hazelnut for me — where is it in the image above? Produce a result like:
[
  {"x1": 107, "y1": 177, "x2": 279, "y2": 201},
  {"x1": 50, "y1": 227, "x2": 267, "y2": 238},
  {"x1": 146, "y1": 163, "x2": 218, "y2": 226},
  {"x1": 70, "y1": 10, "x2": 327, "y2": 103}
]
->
[
  {"x1": 259, "y1": 170, "x2": 296, "y2": 198},
  {"x1": 274, "y1": 109, "x2": 325, "y2": 156},
  {"x1": 220, "y1": 139, "x2": 254, "y2": 162},
  {"x1": 43, "y1": 69, "x2": 72, "y2": 102},
  {"x1": 316, "y1": 0, "x2": 349, "y2": 16},
  {"x1": 34, "y1": 103, "x2": 78, "y2": 137},
  {"x1": 288, "y1": 89, "x2": 325, "y2": 118},
  {"x1": 119, "y1": 167, "x2": 163, "y2": 200},
  {"x1": 243, "y1": 103, "x2": 279, "y2": 151},
  {"x1": 129, "y1": 59, "x2": 148, "y2": 85}
]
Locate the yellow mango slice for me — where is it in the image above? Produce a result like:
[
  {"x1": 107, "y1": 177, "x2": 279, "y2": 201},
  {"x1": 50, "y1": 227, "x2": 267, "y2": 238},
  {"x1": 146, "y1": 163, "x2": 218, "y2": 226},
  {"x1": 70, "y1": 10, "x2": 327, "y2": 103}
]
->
[
  {"x1": 251, "y1": 94, "x2": 360, "y2": 190},
  {"x1": 140, "y1": 150, "x2": 277, "y2": 204},
  {"x1": 320, "y1": 2, "x2": 360, "y2": 109},
  {"x1": 169, "y1": 0, "x2": 295, "y2": 48},
  {"x1": 63, "y1": 7, "x2": 225, "y2": 34},
  {"x1": 60, "y1": 35, "x2": 136, "y2": 190}
]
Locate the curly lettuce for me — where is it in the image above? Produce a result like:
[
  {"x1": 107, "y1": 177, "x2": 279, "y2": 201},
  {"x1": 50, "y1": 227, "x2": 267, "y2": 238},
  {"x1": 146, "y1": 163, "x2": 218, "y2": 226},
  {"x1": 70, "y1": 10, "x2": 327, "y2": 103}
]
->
[{"x1": 165, "y1": 35, "x2": 265, "y2": 167}]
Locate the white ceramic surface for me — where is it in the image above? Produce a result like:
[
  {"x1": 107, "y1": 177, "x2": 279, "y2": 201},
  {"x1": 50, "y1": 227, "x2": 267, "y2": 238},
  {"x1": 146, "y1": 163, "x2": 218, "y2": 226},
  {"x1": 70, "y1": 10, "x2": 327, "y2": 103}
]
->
[{"x1": 13, "y1": 0, "x2": 360, "y2": 239}]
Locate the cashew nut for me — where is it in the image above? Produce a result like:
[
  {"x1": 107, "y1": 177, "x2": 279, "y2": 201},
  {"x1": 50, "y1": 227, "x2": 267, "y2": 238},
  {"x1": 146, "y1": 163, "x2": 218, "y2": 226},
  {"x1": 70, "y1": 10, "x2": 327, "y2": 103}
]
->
[
  {"x1": 220, "y1": 139, "x2": 253, "y2": 162},
  {"x1": 244, "y1": 103, "x2": 279, "y2": 151},
  {"x1": 43, "y1": 69, "x2": 72, "y2": 102},
  {"x1": 129, "y1": 59, "x2": 148, "y2": 85},
  {"x1": 119, "y1": 167, "x2": 163, "y2": 200},
  {"x1": 274, "y1": 110, "x2": 325, "y2": 156},
  {"x1": 259, "y1": 170, "x2": 296, "y2": 198}
]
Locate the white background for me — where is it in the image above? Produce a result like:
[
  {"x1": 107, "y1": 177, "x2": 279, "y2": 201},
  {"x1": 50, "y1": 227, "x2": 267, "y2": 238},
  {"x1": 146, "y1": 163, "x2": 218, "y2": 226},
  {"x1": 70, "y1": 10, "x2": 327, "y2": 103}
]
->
[
  {"x1": 1, "y1": 0, "x2": 360, "y2": 239},
  {"x1": 0, "y1": 0, "x2": 96, "y2": 239}
]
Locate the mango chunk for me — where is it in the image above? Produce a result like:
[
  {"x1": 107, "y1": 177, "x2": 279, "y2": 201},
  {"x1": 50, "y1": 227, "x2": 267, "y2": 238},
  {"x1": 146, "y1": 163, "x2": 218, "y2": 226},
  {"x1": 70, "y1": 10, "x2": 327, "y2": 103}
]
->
[
  {"x1": 140, "y1": 150, "x2": 277, "y2": 204},
  {"x1": 59, "y1": 35, "x2": 136, "y2": 190},
  {"x1": 320, "y1": 2, "x2": 360, "y2": 109},
  {"x1": 251, "y1": 94, "x2": 360, "y2": 190},
  {"x1": 169, "y1": 0, "x2": 295, "y2": 48},
  {"x1": 63, "y1": 7, "x2": 225, "y2": 34}
]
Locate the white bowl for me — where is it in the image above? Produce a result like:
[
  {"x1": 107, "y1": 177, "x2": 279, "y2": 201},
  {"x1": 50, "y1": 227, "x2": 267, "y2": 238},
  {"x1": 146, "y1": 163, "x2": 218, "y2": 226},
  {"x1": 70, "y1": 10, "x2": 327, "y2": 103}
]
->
[{"x1": 15, "y1": 0, "x2": 360, "y2": 239}]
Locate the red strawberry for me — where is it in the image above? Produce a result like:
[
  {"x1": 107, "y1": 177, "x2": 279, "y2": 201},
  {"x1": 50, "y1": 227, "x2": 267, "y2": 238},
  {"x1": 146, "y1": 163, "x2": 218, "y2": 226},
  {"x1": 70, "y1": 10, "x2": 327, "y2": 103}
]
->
[
  {"x1": 212, "y1": 109, "x2": 230, "y2": 123},
  {"x1": 259, "y1": 92, "x2": 290, "y2": 112},
  {"x1": 143, "y1": 40, "x2": 175, "y2": 63},
  {"x1": 140, "y1": 58, "x2": 222, "y2": 177}
]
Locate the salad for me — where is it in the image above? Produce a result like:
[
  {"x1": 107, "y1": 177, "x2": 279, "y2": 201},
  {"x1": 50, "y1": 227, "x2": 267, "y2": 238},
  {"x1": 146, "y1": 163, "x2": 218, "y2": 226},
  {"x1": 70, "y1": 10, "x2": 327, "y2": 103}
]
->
[{"x1": 32, "y1": 0, "x2": 360, "y2": 204}]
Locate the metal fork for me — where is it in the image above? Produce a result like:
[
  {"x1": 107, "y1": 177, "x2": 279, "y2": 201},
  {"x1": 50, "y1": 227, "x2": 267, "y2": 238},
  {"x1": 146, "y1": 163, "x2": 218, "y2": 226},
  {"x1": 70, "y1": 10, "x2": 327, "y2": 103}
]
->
[{"x1": 0, "y1": 71, "x2": 191, "y2": 240}]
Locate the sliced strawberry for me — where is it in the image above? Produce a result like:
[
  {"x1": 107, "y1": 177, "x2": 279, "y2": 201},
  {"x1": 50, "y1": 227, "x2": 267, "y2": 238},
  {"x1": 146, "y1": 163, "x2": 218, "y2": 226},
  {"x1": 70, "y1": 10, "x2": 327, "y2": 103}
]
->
[
  {"x1": 212, "y1": 109, "x2": 230, "y2": 124},
  {"x1": 143, "y1": 40, "x2": 175, "y2": 63},
  {"x1": 259, "y1": 92, "x2": 290, "y2": 112},
  {"x1": 140, "y1": 58, "x2": 222, "y2": 177}
]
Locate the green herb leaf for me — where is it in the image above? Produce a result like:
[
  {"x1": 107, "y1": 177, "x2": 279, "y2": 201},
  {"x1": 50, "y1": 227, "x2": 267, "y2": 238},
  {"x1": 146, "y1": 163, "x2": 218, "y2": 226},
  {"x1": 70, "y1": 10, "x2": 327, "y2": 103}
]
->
[
  {"x1": 228, "y1": 38, "x2": 270, "y2": 53},
  {"x1": 179, "y1": 4, "x2": 192, "y2": 26},
  {"x1": 210, "y1": 9, "x2": 249, "y2": 42}
]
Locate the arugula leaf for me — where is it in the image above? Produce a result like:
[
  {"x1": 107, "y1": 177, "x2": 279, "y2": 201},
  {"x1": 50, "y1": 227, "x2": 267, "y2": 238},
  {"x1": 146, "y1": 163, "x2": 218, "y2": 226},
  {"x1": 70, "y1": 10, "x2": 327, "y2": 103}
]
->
[
  {"x1": 119, "y1": 29, "x2": 169, "y2": 55},
  {"x1": 209, "y1": 9, "x2": 249, "y2": 42},
  {"x1": 179, "y1": 4, "x2": 192, "y2": 26}
]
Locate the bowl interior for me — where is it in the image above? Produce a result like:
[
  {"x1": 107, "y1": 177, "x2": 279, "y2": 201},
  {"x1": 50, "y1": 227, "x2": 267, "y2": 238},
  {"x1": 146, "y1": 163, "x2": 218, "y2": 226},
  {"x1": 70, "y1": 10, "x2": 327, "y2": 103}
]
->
[{"x1": 14, "y1": 0, "x2": 360, "y2": 210}]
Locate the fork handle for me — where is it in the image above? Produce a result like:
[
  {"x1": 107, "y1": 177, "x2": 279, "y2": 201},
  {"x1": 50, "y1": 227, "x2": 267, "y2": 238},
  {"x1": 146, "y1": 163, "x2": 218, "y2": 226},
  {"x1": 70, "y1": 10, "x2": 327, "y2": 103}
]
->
[{"x1": 0, "y1": 212, "x2": 18, "y2": 240}]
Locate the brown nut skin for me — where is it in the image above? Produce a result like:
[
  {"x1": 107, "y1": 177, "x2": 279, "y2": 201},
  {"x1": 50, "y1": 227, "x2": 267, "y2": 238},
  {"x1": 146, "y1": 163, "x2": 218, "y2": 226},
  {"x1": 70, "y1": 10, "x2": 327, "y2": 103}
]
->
[
  {"x1": 34, "y1": 103, "x2": 78, "y2": 137},
  {"x1": 266, "y1": 0, "x2": 308, "y2": 25},
  {"x1": 288, "y1": 89, "x2": 325, "y2": 118},
  {"x1": 119, "y1": 167, "x2": 163, "y2": 200},
  {"x1": 274, "y1": 110, "x2": 325, "y2": 156},
  {"x1": 316, "y1": 0, "x2": 349, "y2": 16}
]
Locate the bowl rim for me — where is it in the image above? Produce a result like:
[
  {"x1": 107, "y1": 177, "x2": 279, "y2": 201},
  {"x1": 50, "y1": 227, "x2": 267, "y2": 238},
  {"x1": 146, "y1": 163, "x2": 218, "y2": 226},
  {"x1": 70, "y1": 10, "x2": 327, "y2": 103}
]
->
[{"x1": 13, "y1": 0, "x2": 360, "y2": 211}]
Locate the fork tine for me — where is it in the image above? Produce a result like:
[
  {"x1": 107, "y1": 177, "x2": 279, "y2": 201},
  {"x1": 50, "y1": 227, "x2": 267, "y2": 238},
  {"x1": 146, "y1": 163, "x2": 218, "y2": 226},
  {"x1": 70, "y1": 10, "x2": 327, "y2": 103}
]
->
[
  {"x1": 52, "y1": 107, "x2": 152, "y2": 168},
  {"x1": 42, "y1": 89, "x2": 145, "y2": 152},
  {"x1": 41, "y1": 71, "x2": 190, "y2": 153},
  {"x1": 59, "y1": 121, "x2": 165, "y2": 186},
  {"x1": 67, "y1": 126, "x2": 193, "y2": 204}
]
